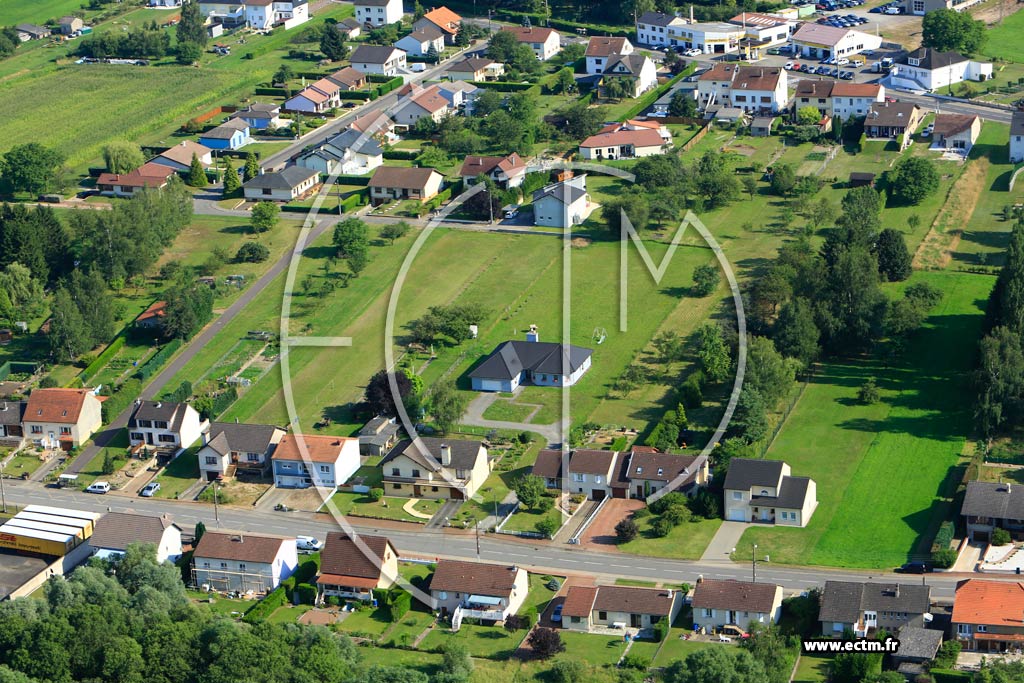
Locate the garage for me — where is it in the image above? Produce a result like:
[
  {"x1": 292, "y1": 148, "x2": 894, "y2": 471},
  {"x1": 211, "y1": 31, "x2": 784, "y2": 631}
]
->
[
  {"x1": 591, "y1": 489, "x2": 606, "y2": 502},
  {"x1": 727, "y1": 509, "x2": 747, "y2": 522}
]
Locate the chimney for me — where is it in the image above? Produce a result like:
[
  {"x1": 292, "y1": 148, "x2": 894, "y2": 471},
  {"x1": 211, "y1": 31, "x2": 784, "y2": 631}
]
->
[
  {"x1": 526, "y1": 324, "x2": 539, "y2": 343},
  {"x1": 895, "y1": 585, "x2": 900, "y2": 598},
  {"x1": 690, "y1": 5, "x2": 694, "y2": 22},
  {"x1": 441, "y1": 444, "x2": 452, "y2": 466}
]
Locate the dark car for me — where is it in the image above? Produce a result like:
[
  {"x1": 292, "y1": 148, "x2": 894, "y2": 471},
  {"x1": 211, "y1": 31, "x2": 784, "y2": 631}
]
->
[
  {"x1": 869, "y1": 6, "x2": 883, "y2": 11},
  {"x1": 896, "y1": 562, "x2": 933, "y2": 574}
]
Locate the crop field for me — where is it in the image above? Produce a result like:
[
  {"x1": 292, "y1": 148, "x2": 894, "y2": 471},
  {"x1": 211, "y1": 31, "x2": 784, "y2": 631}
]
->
[{"x1": 739, "y1": 271, "x2": 994, "y2": 568}]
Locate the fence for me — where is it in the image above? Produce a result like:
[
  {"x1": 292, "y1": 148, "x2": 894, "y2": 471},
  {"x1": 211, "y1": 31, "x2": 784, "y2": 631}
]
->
[
  {"x1": 679, "y1": 122, "x2": 712, "y2": 153},
  {"x1": 568, "y1": 496, "x2": 608, "y2": 544},
  {"x1": 0, "y1": 361, "x2": 42, "y2": 382}
]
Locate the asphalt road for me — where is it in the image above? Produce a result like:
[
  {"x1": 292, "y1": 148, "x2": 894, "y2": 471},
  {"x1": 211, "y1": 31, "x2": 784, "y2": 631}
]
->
[
  {"x1": 0, "y1": 480, "x2": 970, "y2": 599},
  {"x1": 63, "y1": 217, "x2": 332, "y2": 474}
]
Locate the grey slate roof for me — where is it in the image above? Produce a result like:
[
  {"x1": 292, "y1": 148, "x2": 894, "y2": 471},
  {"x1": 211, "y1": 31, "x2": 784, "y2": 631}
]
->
[
  {"x1": 129, "y1": 401, "x2": 191, "y2": 432},
  {"x1": 0, "y1": 401, "x2": 25, "y2": 426},
  {"x1": 204, "y1": 421, "x2": 281, "y2": 456},
  {"x1": 962, "y1": 481, "x2": 1024, "y2": 520},
  {"x1": 532, "y1": 179, "x2": 587, "y2": 205},
  {"x1": 898, "y1": 46, "x2": 968, "y2": 70},
  {"x1": 818, "y1": 581, "x2": 931, "y2": 624},
  {"x1": 866, "y1": 101, "x2": 920, "y2": 128},
  {"x1": 637, "y1": 11, "x2": 681, "y2": 26},
  {"x1": 752, "y1": 476, "x2": 812, "y2": 509},
  {"x1": 468, "y1": 340, "x2": 593, "y2": 381},
  {"x1": 382, "y1": 437, "x2": 485, "y2": 473},
  {"x1": 351, "y1": 44, "x2": 404, "y2": 64},
  {"x1": 90, "y1": 512, "x2": 178, "y2": 552},
  {"x1": 243, "y1": 166, "x2": 319, "y2": 190},
  {"x1": 359, "y1": 416, "x2": 400, "y2": 447},
  {"x1": 605, "y1": 53, "x2": 648, "y2": 76},
  {"x1": 325, "y1": 127, "x2": 384, "y2": 156},
  {"x1": 1012, "y1": 112, "x2": 1024, "y2": 138},
  {"x1": 895, "y1": 626, "x2": 943, "y2": 661},
  {"x1": 723, "y1": 458, "x2": 784, "y2": 491}
]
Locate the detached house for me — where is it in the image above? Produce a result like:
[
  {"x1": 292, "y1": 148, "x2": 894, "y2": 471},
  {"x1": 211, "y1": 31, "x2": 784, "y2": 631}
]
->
[
  {"x1": 635, "y1": 11, "x2": 686, "y2": 47},
  {"x1": 350, "y1": 45, "x2": 407, "y2": 76},
  {"x1": 469, "y1": 326, "x2": 593, "y2": 392},
  {"x1": 564, "y1": 450, "x2": 619, "y2": 501},
  {"x1": 818, "y1": 581, "x2": 932, "y2": 637},
  {"x1": 355, "y1": 0, "x2": 403, "y2": 27},
  {"x1": 864, "y1": 101, "x2": 923, "y2": 150},
  {"x1": 459, "y1": 153, "x2": 527, "y2": 189},
  {"x1": 392, "y1": 84, "x2": 451, "y2": 127},
  {"x1": 24, "y1": 388, "x2": 102, "y2": 449},
  {"x1": 500, "y1": 26, "x2": 561, "y2": 61},
  {"x1": 531, "y1": 175, "x2": 593, "y2": 228},
  {"x1": 691, "y1": 578, "x2": 784, "y2": 633},
  {"x1": 961, "y1": 480, "x2": 1024, "y2": 542},
  {"x1": 197, "y1": 421, "x2": 286, "y2": 480},
  {"x1": 231, "y1": 102, "x2": 283, "y2": 130},
  {"x1": 298, "y1": 127, "x2": 383, "y2": 176},
  {"x1": 191, "y1": 531, "x2": 298, "y2": 594},
  {"x1": 794, "y1": 79, "x2": 834, "y2": 116},
  {"x1": 953, "y1": 579, "x2": 1024, "y2": 652},
  {"x1": 830, "y1": 82, "x2": 885, "y2": 120},
  {"x1": 435, "y1": 81, "x2": 480, "y2": 114},
  {"x1": 90, "y1": 511, "x2": 183, "y2": 563},
  {"x1": 535, "y1": 447, "x2": 709, "y2": 501},
  {"x1": 429, "y1": 559, "x2": 529, "y2": 624},
  {"x1": 316, "y1": 533, "x2": 398, "y2": 603},
  {"x1": 580, "y1": 121, "x2": 669, "y2": 160},
  {"x1": 395, "y1": 25, "x2": 445, "y2": 58},
  {"x1": 199, "y1": 119, "x2": 250, "y2": 150},
  {"x1": 381, "y1": 437, "x2": 491, "y2": 500},
  {"x1": 242, "y1": 166, "x2": 321, "y2": 201},
  {"x1": 285, "y1": 77, "x2": 343, "y2": 114},
  {"x1": 562, "y1": 585, "x2": 682, "y2": 633},
  {"x1": 891, "y1": 47, "x2": 992, "y2": 92},
  {"x1": 585, "y1": 36, "x2": 633, "y2": 75},
  {"x1": 932, "y1": 113, "x2": 981, "y2": 154},
  {"x1": 599, "y1": 53, "x2": 658, "y2": 99},
  {"x1": 0, "y1": 401, "x2": 25, "y2": 442},
  {"x1": 271, "y1": 433, "x2": 360, "y2": 489},
  {"x1": 128, "y1": 400, "x2": 206, "y2": 450},
  {"x1": 96, "y1": 162, "x2": 177, "y2": 198},
  {"x1": 152, "y1": 140, "x2": 213, "y2": 172},
  {"x1": 723, "y1": 458, "x2": 818, "y2": 526},
  {"x1": 414, "y1": 6, "x2": 461, "y2": 44},
  {"x1": 368, "y1": 166, "x2": 444, "y2": 205},
  {"x1": 327, "y1": 66, "x2": 367, "y2": 91},
  {"x1": 697, "y1": 64, "x2": 787, "y2": 114},
  {"x1": 358, "y1": 416, "x2": 400, "y2": 456},
  {"x1": 444, "y1": 57, "x2": 505, "y2": 82},
  {"x1": 1010, "y1": 112, "x2": 1024, "y2": 164}
]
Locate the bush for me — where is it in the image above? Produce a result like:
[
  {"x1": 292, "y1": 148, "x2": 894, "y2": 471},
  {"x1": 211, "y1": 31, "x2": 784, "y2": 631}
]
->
[
  {"x1": 680, "y1": 375, "x2": 703, "y2": 408},
  {"x1": 368, "y1": 487, "x2": 384, "y2": 501},
  {"x1": 622, "y1": 653, "x2": 652, "y2": 670},
  {"x1": 243, "y1": 586, "x2": 287, "y2": 622},
  {"x1": 857, "y1": 378, "x2": 880, "y2": 405},
  {"x1": 236, "y1": 241, "x2": 270, "y2": 263},
  {"x1": 535, "y1": 516, "x2": 559, "y2": 538},
  {"x1": 650, "y1": 516, "x2": 674, "y2": 537},
  {"x1": 993, "y1": 527, "x2": 1012, "y2": 545},
  {"x1": 388, "y1": 589, "x2": 412, "y2": 622},
  {"x1": 649, "y1": 492, "x2": 689, "y2": 515},
  {"x1": 550, "y1": 660, "x2": 586, "y2": 683},
  {"x1": 294, "y1": 582, "x2": 317, "y2": 605},
  {"x1": 528, "y1": 628, "x2": 565, "y2": 658},
  {"x1": 615, "y1": 518, "x2": 638, "y2": 543},
  {"x1": 504, "y1": 614, "x2": 526, "y2": 631},
  {"x1": 101, "y1": 378, "x2": 143, "y2": 423},
  {"x1": 39, "y1": 375, "x2": 59, "y2": 388},
  {"x1": 932, "y1": 546, "x2": 958, "y2": 569}
]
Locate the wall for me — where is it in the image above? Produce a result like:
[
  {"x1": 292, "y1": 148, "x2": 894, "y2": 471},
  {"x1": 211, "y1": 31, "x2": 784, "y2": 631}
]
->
[{"x1": 7, "y1": 542, "x2": 93, "y2": 600}]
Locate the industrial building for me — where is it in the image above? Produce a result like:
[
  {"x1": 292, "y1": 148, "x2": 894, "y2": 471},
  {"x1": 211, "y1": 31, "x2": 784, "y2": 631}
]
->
[{"x1": 0, "y1": 505, "x2": 100, "y2": 600}]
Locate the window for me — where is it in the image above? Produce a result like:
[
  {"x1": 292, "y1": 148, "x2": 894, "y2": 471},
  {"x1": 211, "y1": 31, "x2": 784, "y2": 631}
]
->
[
  {"x1": 392, "y1": 483, "x2": 401, "y2": 489},
  {"x1": 155, "y1": 421, "x2": 168, "y2": 429},
  {"x1": 263, "y1": 188, "x2": 272, "y2": 196},
  {"x1": 220, "y1": 562, "x2": 228, "y2": 569},
  {"x1": 438, "y1": 591, "x2": 448, "y2": 600},
  {"x1": 595, "y1": 476, "x2": 603, "y2": 484},
  {"x1": 239, "y1": 564, "x2": 246, "y2": 570},
  {"x1": 702, "y1": 608, "x2": 713, "y2": 618},
  {"x1": 130, "y1": 432, "x2": 143, "y2": 441},
  {"x1": 412, "y1": 469, "x2": 421, "y2": 478},
  {"x1": 735, "y1": 95, "x2": 746, "y2": 102},
  {"x1": 978, "y1": 625, "x2": 988, "y2": 633},
  {"x1": 158, "y1": 434, "x2": 176, "y2": 443},
  {"x1": 202, "y1": 562, "x2": 209, "y2": 568},
  {"x1": 60, "y1": 427, "x2": 71, "y2": 435},
  {"x1": 599, "y1": 611, "x2": 608, "y2": 620},
  {"x1": 732, "y1": 491, "x2": 742, "y2": 500},
  {"x1": 957, "y1": 623, "x2": 972, "y2": 635},
  {"x1": 571, "y1": 616, "x2": 581, "y2": 624},
  {"x1": 138, "y1": 420, "x2": 152, "y2": 428},
  {"x1": 319, "y1": 465, "x2": 330, "y2": 473},
  {"x1": 205, "y1": 456, "x2": 218, "y2": 465},
  {"x1": 392, "y1": 467, "x2": 400, "y2": 476},
  {"x1": 31, "y1": 425, "x2": 42, "y2": 434},
  {"x1": 247, "y1": 453, "x2": 260, "y2": 462},
  {"x1": 573, "y1": 473, "x2": 585, "y2": 482},
  {"x1": 432, "y1": 486, "x2": 439, "y2": 492}
]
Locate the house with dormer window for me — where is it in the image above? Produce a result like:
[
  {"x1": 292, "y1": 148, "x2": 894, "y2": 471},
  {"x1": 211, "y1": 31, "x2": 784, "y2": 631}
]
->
[
  {"x1": 380, "y1": 437, "x2": 490, "y2": 500},
  {"x1": 723, "y1": 458, "x2": 817, "y2": 526},
  {"x1": 818, "y1": 581, "x2": 931, "y2": 637},
  {"x1": 128, "y1": 401, "x2": 207, "y2": 451},
  {"x1": 24, "y1": 388, "x2": 102, "y2": 450}
]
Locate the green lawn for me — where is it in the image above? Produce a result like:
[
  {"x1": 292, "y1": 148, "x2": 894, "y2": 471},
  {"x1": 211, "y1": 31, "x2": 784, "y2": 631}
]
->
[
  {"x1": 336, "y1": 606, "x2": 394, "y2": 637},
  {"x1": 521, "y1": 573, "x2": 562, "y2": 614},
  {"x1": 187, "y1": 590, "x2": 256, "y2": 618},
  {"x1": 651, "y1": 636, "x2": 714, "y2": 667},
  {"x1": 380, "y1": 608, "x2": 435, "y2": 647},
  {"x1": 267, "y1": 604, "x2": 312, "y2": 624},
  {"x1": 954, "y1": 122, "x2": 1019, "y2": 268},
  {"x1": 792, "y1": 653, "x2": 832, "y2": 682},
  {"x1": 3, "y1": 452, "x2": 47, "y2": 479},
  {"x1": 739, "y1": 271, "x2": 993, "y2": 567},
  {"x1": 501, "y1": 507, "x2": 561, "y2": 534},
  {"x1": 79, "y1": 429, "x2": 129, "y2": 485},
  {"x1": 983, "y1": 8, "x2": 1024, "y2": 63},
  {"x1": 619, "y1": 516, "x2": 723, "y2": 560},
  {"x1": 326, "y1": 491, "x2": 426, "y2": 524},
  {"x1": 481, "y1": 399, "x2": 539, "y2": 423},
  {"x1": 153, "y1": 448, "x2": 200, "y2": 500},
  {"x1": 614, "y1": 578, "x2": 658, "y2": 587},
  {"x1": 420, "y1": 622, "x2": 521, "y2": 659},
  {"x1": 555, "y1": 631, "x2": 629, "y2": 666},
  {"x1": 0, "y1": 0, "x2": 94, "y2": 25}
]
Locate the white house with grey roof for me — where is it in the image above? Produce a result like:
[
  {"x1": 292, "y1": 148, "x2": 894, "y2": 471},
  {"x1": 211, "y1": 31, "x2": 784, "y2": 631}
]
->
[
  {"x1": 395, "y1": 25, "x2": 444, "y2": 57},
  {"x1": 89, "y1": 511, "x2": 183, "y2": 563},
  {"x1": 599, "y1": 53, "x2": 658, "y2": 99},
  {"x1": 358, "y1": 416, "x2": 400, "y2": 456},
  {"x1": 297, "y1": 127, "x2": 383, "y2": 176},
  {"x1": 198, "y1": 421, "x2": 286, "y2": 480},
  {"x1": 243, "y1": 166, "x2": 321, "y2": 201},
  {"x1": 128, "y1": 401, "x2": 207, "y2": 450},
  {"x1": 890, "y1": 46, "x2": 992, "y2": 92},
  {"x1": 961, "y1": 480, "x2": 1024, "y2": 542},
  {"x1": 818, "y1": 580, "x2": 932, "y2": 637},
  {"x1": 635, "y1": 11, "x2": 686, "y2": 47},
  {"x1": 531, "y1": 174, "x2": 592, "y2": 228},
  {"x1": 691, "y1": 578, "x2": 783, "y2": 633},
  {"x1": 350, "y1": 44, "x2": 407, "y2": 76},
  {"x1": 355, "y1": 0, "x2": 403, "y2": 27},
  {"x1": 380, "y1": 437, "x2": 490, "y2": 500},
  {"x1": 468, "y1": 326, "x2": 593, "y2": 392},
  {"x1": 723, "y1": 458, "x2": 817, "y2": 526}
]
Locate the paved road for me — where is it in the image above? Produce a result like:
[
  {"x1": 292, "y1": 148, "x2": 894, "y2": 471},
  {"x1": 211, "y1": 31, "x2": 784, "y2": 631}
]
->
[
  {"x1": 0, "y1": 480, "x2": 972, "y2": 598},
  {"x1": 64, "y1": 218, "x2": 332, "y2": 474}
]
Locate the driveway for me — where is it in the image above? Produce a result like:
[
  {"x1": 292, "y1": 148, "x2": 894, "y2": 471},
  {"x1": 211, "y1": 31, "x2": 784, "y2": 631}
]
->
[
  {"x1": 700, "y1": 521, "x2": 750, "y2": 562},
  {"x1": 579, "y1": 498, "x2": 644, "y2": 548},
  {"x1": 461, "y1": 393, "x2": 566, "y2": 446}
]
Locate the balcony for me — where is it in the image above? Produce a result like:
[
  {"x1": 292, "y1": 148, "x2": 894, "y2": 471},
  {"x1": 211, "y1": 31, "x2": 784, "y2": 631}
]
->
[{"x1": 458, "y1": 606, "x2": 506, "y2": 621}]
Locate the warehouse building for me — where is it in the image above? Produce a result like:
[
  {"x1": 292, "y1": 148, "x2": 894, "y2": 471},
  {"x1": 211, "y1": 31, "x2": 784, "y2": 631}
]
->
[{"x1": 0, "y1": 505, "x2": 100, "y2": 600}]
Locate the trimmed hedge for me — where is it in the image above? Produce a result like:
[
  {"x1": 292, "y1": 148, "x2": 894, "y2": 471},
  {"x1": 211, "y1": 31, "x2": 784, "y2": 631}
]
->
[
  {"x1": 618, "y1": 68, "x2": 691, "y2": 121},
  {"x1": 373, "y1": 76, "x2": 404, "y2": 98},
  {"x1": 338, "y1": 90, "x2": 373, "y2": 101},
  {"x1": 80, "y1": 335, "x2": 126, "y2": 383},
  {"x1": 101, "y1": 378, "x2": 142, "y2": 423},
  {"x1": 653, "y1": 617, "x2": 668, "y2": 642},
  {"x1": 388, "y1": 589, "x2": 412, "y2": 622},
  {"x1": 243, "y1": 585, "x2": 288, "y2": 623},
  {"x1": 254, "y1": 86, "x2": 289, "y2": 97},
  {"x1": 931, "y1": 671, "x2": 973, "y2": 683},
  {"x1": 340, "y1": 189, "x2": 368, "y2": 213},
  {"x1": 134, "y1": 339, "x2": 182, "y2": 381},
  {"x1": 210, "y1": 386, "x2": 238, "y2": 420},
  {"x1": 933, "y1": 520, "x2": 955, "y2": 551},
  {"x1": 294, "y1": 582, "x2": 317, "y2": 605},
  {"x1": 383, "y1": 150, "x2": 419, "y2": 161},
  {"x1": 470, "y1": 81, "x2": 535, "y2": 92}
]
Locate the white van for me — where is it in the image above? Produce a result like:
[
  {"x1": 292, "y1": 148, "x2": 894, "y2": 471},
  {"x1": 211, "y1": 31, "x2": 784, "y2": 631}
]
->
[{"x1": 86, "y1": 481, "x2": 111, "y2": 494}]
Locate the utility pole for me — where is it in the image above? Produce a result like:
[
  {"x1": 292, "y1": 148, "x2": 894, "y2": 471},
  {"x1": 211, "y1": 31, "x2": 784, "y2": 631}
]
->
[
  {"x1": 0, "y1": 458, "x2": 6, "y2": 514},
  {"x1": 213, "y1": 481, "x2": 220, "y2": 523},
  {"x1": 751, "y1": 543, "x2": 758, "y2": 582},
  {"x1": 475, "y1": 521, "x2": 481, "y2": 559}
]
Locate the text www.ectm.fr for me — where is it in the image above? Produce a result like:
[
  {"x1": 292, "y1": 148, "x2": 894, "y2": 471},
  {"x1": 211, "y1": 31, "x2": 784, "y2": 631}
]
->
[{"x1": 802, "y1": 638, "x2": 901, "y2": 654}]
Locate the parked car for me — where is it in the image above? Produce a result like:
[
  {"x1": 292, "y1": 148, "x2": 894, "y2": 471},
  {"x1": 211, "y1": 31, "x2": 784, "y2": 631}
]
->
[
  {"x1": 296, "y1": 536, "x2": 323, "y2": 552},
  {"x1": 836, "y1": 57, "x2": 850, "y2": 65},
  {"x1": 86, "y1": 481, "x2": 111, "y2": 494},
  {"x1": 869, "y1": 5, "x2": 883, "y2": 11},
  {"x1": 551, "y1": 604, "x2": 563, "y2": 623},
  {"x1": 896, "y1": 561, "x2": 933, "y2": 574},
  {"x1": 684, "y1": 48, "x2": 701, "y2": 56},
  {"x1": 921, "y1": 123, "x2": 934, "y2": 137},
  {"x1": 784, "y1": 61, "x2": 794, "y2": 70},
  {"x1": 140, "y1": 482, "x2": 160, "y2": 497},
  {"x1": 719, "y1": 625, "x2": 750, "y2": 639}
]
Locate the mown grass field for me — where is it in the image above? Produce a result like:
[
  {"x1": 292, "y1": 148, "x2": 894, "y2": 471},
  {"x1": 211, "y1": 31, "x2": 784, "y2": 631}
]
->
[
  {"x1": 739, "y1": 271, "x2": 994, "y2": 568},
  {"x1": 0, "y1": 0, "x2": 90, "y2": 25},
  {"x1": 983, "y1": 7, "x2": 1024, "y2": 63}
]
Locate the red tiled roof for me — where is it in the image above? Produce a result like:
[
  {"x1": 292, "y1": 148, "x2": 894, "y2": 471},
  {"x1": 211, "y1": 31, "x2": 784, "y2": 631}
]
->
[
  {"x1": 193, "y1": 531, "x2": 289, "y2": 563},
  {"x1": 562, "y1": 586, "x2": 599, "y2": 617},
  {"x1": 318, "y1": 532, "x2": 395, "y2": 580},
  {"x1": 830, "y1": 82, "x2": 881, "y2": 98},
  {"x1": 501, "y1": 26, "x2": 557, "y2": 43},
  {"x1": 271, "y1": 434, "x2": 356, "y2": 463},
  {"x1": 953, "y1": 580, "x2": 1024, "y2": 627},
  {"x1": 137, "y1": 300, "x2": 167, "y2": 322},
  {"x1": 587, "y1": 36, "x2": 629, "y2": 58},
  {"x1": 422, "y1": 6, "x2": 461, "y2": 33},
  {"x1": 429, "y1": 559, "x2": 520, "y2": 595},
  {"x1": 25, "y1": 388, "x2": 92, "y2": 424},
  {"x1": 97, "y1": 161, "x2": 175, "y2": 189},
  {"x1": 580, "y1": 128, "x2": 665, "y2": 149},
  {"x1": 691, "y1": 579, "x2": 780, "y2": 613}
]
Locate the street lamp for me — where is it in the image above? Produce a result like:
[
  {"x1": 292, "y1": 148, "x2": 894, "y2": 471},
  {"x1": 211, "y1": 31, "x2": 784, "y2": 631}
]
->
[
  {"x1": 733, "y1": 543, "x2": 767, "y2": 582},
  {"x1": 0, "y1": 458, "x2": 6, "y2": 514},
  {"x1": 213, "y1": 480, "x2": 220, "y2": 523}
]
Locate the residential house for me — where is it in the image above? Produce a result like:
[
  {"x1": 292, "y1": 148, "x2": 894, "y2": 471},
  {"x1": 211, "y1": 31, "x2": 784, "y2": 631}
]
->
[
  {"x1": 358, "y1": 416, "x2": 400, "y2": 456},
  {"x1": 367, "y1": 166, "x2": 444, "y2": 205},
  {"x1": 268, "y1": 0, "x2": 309, "y2": 29},
  {"x1": 199, "y1": 119, "x2": 250, "y2": 150},
  {"x1": 961, "y1": 480, "x2": 1024, "y2": 542},
  {"x1": 667, "y1": 21, "x2": 745, "y2": 55},
  {"x1": 790, "y1": 23, "x2": 881, "y2": 60},
  {"x1": 351, "y1": 112, "x2": 398, "y2": 141},
  {"x1": 355, "y1": 0, "x2": 403, "y2": 27},
  {"x1": 429, "y1": 559, "x2": 529, "y2": 622},
  {"x1": 392, "y1": 84, "x2": 451, "y2": 127},
  {"x1": 469, "y1": 326, "x2": 593, "y2": 392},
  {"x1": 298, "y1": 127, "x2": 383, "y2": 175},
  {"x1": 380, "y1": 437, "x2": 491, "y2": 500},
  {"x1": 562, "y1": 585, "x2": 683, "y2": 632},
  {"x1": 24, "y1": 388, "x2": 102, "y2": 449},
  {"x1": 691, "y1": 578, "x2": 784, "y2": 633},
  {"x1": 599, "y1": 53, "x2": 658, "y2": 99},
  {"x1": 328, "y1": 66, "x2": 367, "y2": 91},
  {"x1": 585, "y1": 36, "x2": 633, "y2": 75},
  {"x1": 532, "y1": 449, "x2": 566, "y2": 489},
  {"x1": 723, "y1": 458, "x2": 818, "y2": 526},
  {"x1": 444, "y1": 56, "x2": 505, "y2": 82},
  {"x1": 134, "y1": 300, "x2": 168, "y2": 331},
  {"x1": 728, "y1": 12, "x2": 794, "y2": 47},
  {"x1": 534, "y1": 447, "x2": 709, "y2": 500},
  {"x1": 892, "y1": 626, "x2": 944, "y2": 680},
  {"x1": 128, "y1": 400, "x2": 207, "y2": 450},
  {"x1": 197, "y1": 421, "x2": 286, "y2": 480},
  {"x1": 191, "y1": 531, "x2": 298, "y2": 594},
  {"x1": 152, "y1": 140, "x2": 213, "y2": 172},
  {"x1": 199, "y1": 0, "x2": 309, "y2": 31},
  {"x1": 697, "y1": 62, "x2": 739, "y2": 109},
  {"x1": 242, "y1": 166, "x2": 321, "y2": 201},
  {"x1": 891, "y1": 47, "x2": 992, "y2": 92},
  {"x1": 564, "y1": 450, "x2": 618, "y2": 501},
  {"x1": 316, "y1": 533, "x2": 399, "y2": 602},
  {"x1": 531, "y1": 174, "x2": 593, "y2": 228},
  {"x1": 90, "y1": 512, "x2": 182, "y2": 563},
  {"x1": 635, "y1": 11, "x2": 686, "y2": 47},
  {"x1": 350, "y1": 45, "x2": 407, "y2": 76},
  {"x1": 149, "y1": 0, "x2": 183, "y2": 9},
  {"x1": 794, "y1": 79, "x2": 834, "y2": 116},
  {"x1": 500, "y1": 26, "x2": 561, "y2": 61},
  {"x1": 15, "y1": 24, "x2": 51, "y2": 41},
  {"x1": 903, "y1": 0, "x2": 984, "y2": 18},
  {"x1": 953, "y1": 579, "x2": 1024, "y2": 652},
  {"x1": 285, "y1": 86, "x2": 337, "y2": 114},
  {"x1": 830, "y1": 82, "x2": 885, "y2": 120},
  {"x1": 818, "y1": 581, "x2": 932, "y2": 637},
  {"x1": 626, "y1": 450, "x2": 709, "y2": 499},
  {"x1": 58, "y1": 16, "x2": 83, "y2": 35},
  {"x1": 1009, "y1": 113, "x2": 1024, "y2": 164},
  {"x1": 697, "y1": 63, "x2": 787, "y2": 113},
  {"x1": 231, "y1": 102, "x2": 283, "y2": 130},
  {"x1": 96, "y1": 162, "x2": 176, "y2": 197},
  {"x1": 0, "y1": 401, "x2": 25, "y2": 442},
  {"x1": 932, "y1": 113, "x2": 981, "y2": 154},
  {"x1": 414, "y1": 6, "x2": 461, "y2": 44},
  {"x1": 435, "y1": 80, "x2": 480, "y2": 114},
  {"x1": 864, "y1": 101, "x2": 923, "y2": 150},
  {"x1": 271, "y1": 433, "x2": 360, "y2": 489},
  {"x1": 459, "y1": 153, "x2": 527, "y2": 189},
  {"x1": 579, "y1": 122, "x2": 669, "y2": 160},
  {"x1": 395, "y1": 25, "x2": 445, "y2": 58}
]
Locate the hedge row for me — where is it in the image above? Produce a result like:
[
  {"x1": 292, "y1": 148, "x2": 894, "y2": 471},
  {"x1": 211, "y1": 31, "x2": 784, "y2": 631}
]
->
[
  {"x1": 338, "y1": 90, "x2": 372, "y2": 101},
  {"x1": 388, "y1": 590, "x2": 412, "y2": 622},
  {"x1": 80, "y1": 335, "x2": 126, "y2": 383},
  {"x1": 134, "y1": 339, "x2": 182, "y2": 382},
  {"x1": 931, "y1": 671, "x2": 973, "y2": 683},
  {"x1": 383, "y1": 150, "x2": 419, "y2": 161},
  {"x1": 254, "y1": 86, "x2": 288, "y2": 97},
  {"x1": 100, "y1": 378, "x2": 143, "y2": 423},
  {"x1": 470, "y1": 81, "x2": 535, "y2": 92},
  {"x1": 618, "y1": 68, "x2": 691, "y2": 121},
  {"x1": 243, "y1": 585, "x2": 288, "y2": 623},
  {"x1": 340, "y1": 189, "x2": 368, "y2": 213},
  {"x1": 209, "y1": 386, "x2": 238, "y2": 420},
  {"x1": 933, "y1": 521, "x2": 955, "y2": 551},
  {"x1": 373, "y1": 76, "x2": 404, "y2": 98}
]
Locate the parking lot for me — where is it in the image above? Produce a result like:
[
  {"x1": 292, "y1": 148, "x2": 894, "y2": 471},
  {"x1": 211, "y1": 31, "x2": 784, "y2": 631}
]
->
[{"x1": 0, "y1": 549, "x2": 49, "y2": 600}]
